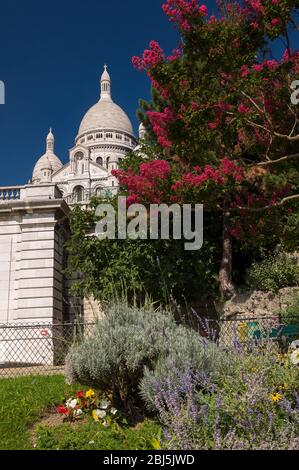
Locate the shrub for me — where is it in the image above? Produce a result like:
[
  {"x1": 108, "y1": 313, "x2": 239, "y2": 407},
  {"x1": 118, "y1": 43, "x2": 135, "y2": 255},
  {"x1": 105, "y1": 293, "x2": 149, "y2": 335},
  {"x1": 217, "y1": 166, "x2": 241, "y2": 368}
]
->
[
  {"x1": 66, "y1": 198, "x2": 220, "y2": 305},
  {"x1": 65, "y1": 303, "x2": 223, "y2": 411},
  {"x1": 246, "y1": 253, "x2": 299, "y2": 292},
  {"x1": 140, "y1": 327, "x2": 224, "y2": 411},
  {"x1": 153, "y1": 346, "x2": 299, "y2": 450},
  {"x1": 278, "y1": 292, "x2": 299, "y2": 325}
]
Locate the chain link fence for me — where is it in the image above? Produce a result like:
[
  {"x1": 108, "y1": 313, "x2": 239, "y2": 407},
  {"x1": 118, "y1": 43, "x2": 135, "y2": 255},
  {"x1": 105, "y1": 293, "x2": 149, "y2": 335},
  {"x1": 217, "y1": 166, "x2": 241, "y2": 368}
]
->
[
  {"x1": 201, "y1": 315, "x2": 299, "y2": 351},
  {"x1": 0, "y1": 316, "x2": 298, "y2": 379},
  {"x1": 0, "y1": 321, "x2": 96, "y2": 379}
]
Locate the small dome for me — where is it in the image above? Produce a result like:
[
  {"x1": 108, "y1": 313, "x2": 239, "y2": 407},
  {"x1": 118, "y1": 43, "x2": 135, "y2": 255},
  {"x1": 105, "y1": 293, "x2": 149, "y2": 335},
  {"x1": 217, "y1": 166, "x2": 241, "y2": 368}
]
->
[
  {"x1": 33, "y1": 153, "x2": 62, "y2": 176},
  {"x1": 32, "y1": 129, "x2": 63, "y2": 183},
  {"x1": 77, "y1": 65, "x2": 134, "y2": 137},
  {"x1": 139, "y1": 122, "x2": 146, "y2": 139}
]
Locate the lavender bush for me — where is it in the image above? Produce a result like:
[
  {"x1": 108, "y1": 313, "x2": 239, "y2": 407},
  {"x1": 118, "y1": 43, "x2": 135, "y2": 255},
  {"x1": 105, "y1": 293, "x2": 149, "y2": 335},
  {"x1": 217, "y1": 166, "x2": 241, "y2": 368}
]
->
[
  {"x1": 150, "y1": 345, "x2": 299, "y2": 450},
  {"x1": 66, "y1": 302, "x2": 224, "y2": 410}
]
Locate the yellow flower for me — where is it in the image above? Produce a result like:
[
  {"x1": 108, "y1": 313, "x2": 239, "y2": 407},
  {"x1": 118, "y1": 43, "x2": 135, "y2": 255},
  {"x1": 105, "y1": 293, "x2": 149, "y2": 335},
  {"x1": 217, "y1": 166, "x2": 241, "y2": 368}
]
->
[
  {"x1": 92, "y1": 410, "x2": 99, "y2": 422},
  {"x1": 86, "y1": 389, "x2": 95, "y2": 399},
  {"x1": 151, "y1": 438, "x2": 161, "y2": 450},
  {"x1": 279, "y1": 383, "x2": 288, "y2": 391},
  {"x1": 271, "y1": 393, "x2": 283, "y2": 403}
]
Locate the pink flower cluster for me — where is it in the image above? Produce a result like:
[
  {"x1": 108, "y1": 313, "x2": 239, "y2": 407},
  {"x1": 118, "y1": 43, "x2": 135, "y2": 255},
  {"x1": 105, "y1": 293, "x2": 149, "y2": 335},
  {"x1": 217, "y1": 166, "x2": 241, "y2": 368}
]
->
[
  {"x1": 112, "y1": 160, "x2": 172, "y2": 205},
  {"x1": 245, "y1": 0, "x2": 264, "y2": 14},
  {"x1": 238, "y1": 103, "x2": 251, "y2": 114},
  {"x1": 208, "y1": 101, "x2": 233, "y2": 130},
  {"x1": 253, "y1": 59, "x2": 279, "y2": 72},
  {"x1": 150, "y1": 77, "x2": 170, "y2": 100},
  {"x1": 168, "y1": 47, "x2": 183, "y2": 62},
  {"x1": 132, "y1": 41, "x2": 165, "y2": 71},
  {"x1": 171, "y1": 158, "x2": 244, "y2": 191},
  {"x1": 282, "y1": 48, "x2": 299, "y2": 72},
  {"x1": 240, "y1": 59, "x2": 280, "y2": 78},
  {"x1": 147, "y1": 107, "x2": 175, "y2": 148},
  {"x1": 243, "y1": 0, "x2": 291, "y2": 35},
  {"x1": 162, "y1": 0, "x2": 208, "y2": 31}
]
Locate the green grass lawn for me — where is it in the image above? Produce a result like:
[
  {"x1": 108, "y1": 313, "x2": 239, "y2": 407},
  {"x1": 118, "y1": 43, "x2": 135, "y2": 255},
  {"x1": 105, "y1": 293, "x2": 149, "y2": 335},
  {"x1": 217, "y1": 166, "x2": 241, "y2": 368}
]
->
[{"x1": 0, "y1": 375, "x2": 161, "y2": 450}]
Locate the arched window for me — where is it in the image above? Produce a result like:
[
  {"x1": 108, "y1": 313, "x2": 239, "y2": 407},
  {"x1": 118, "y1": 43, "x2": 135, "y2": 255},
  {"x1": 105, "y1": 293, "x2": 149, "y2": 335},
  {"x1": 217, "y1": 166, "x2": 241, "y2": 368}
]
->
[
  {"x1": 106, "y1": 157, "x2": 110, "y2": 169},
  {"x1": 96, "y1": 157, "x2": 103, "y2": 166},
  {"x1": 95, "y1": 186, "x2": 103, "y2": 197},
  {"x1": 74, "y1": 152, "x2": 84, "y2": 161},
  {"x1": 74, "y1": 152, "x2": 84, "y2": 174},
  {"x1": 73, "y1": 186, "x2": 85, "y2": 203}
]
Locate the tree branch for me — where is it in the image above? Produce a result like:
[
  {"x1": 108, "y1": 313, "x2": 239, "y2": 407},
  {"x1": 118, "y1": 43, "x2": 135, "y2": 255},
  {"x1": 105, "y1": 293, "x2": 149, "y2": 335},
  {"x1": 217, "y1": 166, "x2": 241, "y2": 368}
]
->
[
  {"x1": 255, "y1": 152, "x2": 299, "y2": 167},
  {"x1": 273, "y1": 132, "x2": 299, "y2": 141},
  {"x1": 241, "y1": 91, "x2": 265, "y2": 115},
  {"x1": 228, "y1": 194, "x2": 299, "y2": 213}
]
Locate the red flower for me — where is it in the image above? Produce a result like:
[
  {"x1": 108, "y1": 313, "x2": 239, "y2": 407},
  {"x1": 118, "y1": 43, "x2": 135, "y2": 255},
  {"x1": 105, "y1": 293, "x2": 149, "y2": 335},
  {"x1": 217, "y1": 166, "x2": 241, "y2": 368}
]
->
[
  {"x1": 57, "y1": 405, "x2": 69, "y2": 415},
  {"x1": 76, "y1": 390, "x2": 84, "y2": 399}
]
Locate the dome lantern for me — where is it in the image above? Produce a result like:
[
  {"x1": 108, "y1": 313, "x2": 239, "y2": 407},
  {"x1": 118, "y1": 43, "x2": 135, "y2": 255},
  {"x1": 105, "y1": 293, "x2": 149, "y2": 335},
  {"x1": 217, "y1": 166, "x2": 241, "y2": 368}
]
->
[
  {"x1": 46, "y1": 128, "x2": 55, "y2": 152},
  {"x1": 77, "y1": 67, "x2": 135, "y2": 139},
  {"x1": 100, "y1": 64, "x2": 111, "y2": 101}
]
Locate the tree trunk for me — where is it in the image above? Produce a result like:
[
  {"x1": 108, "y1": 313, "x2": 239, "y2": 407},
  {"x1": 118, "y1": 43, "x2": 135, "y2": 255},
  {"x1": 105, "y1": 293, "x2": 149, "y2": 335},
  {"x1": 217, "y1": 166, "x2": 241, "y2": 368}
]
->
[{"x1": 219, "y1": 211, "x2": 236, "y2": 300}]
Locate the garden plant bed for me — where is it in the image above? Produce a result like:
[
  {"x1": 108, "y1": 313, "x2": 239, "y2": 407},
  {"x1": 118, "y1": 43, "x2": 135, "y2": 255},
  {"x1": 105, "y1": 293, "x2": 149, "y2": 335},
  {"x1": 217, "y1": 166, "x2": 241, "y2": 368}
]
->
[{"x1": 0, "y1": 375, "x2": 161, "y2": 451}]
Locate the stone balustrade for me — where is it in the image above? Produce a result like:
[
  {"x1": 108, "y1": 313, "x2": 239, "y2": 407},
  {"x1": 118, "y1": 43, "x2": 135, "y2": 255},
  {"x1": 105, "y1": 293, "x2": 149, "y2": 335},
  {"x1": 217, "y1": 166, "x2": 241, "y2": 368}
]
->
[{"x1": 0, "y1": 186, "x2": 22, "y2": 201}]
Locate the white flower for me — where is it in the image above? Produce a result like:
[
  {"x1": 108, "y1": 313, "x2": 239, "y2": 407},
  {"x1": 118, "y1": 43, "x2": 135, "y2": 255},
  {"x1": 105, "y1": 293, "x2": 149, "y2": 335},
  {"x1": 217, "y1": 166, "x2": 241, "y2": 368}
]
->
[
  {"x1": 74, "y1": 409, "x2": 83, "y2": 417},
  {"x1": 95, "y1": 409, "x2": 107, "y2": 419},
  {"x1": 110, "y1": 407, "x2": 118, "y2": 415},
  {"x1": 290, "y1": 340, "x2": 299, "y2": 350},
  {"x1": 291, "y1": 349, "x2": 299, "y2": 365},
  {"x1": 99, "y1": 400, "x2": 109, "y2": 410},
  {"x1": 66, "y1": 398, "x2": 78, "y2": 409},
  {"x1": 102, "y1": 420, "x2": 108, "y2": 428},
  {"x1": 70, "y1": 399, "x2": 78, "y2": 409},
  {"x1": 88, "y1": 441, "x2": 95, "y2": 445}
]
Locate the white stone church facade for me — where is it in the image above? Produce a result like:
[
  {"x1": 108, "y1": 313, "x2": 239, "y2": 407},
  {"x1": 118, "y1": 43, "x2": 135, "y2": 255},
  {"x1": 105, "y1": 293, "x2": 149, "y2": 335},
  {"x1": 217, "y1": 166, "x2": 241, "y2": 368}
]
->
[
  {"x1": 33, "y1": 66, "x2": 139, "y2": 203},
  {"x1": 0, "y1": 67, "x2": 145, "y2": 363}
]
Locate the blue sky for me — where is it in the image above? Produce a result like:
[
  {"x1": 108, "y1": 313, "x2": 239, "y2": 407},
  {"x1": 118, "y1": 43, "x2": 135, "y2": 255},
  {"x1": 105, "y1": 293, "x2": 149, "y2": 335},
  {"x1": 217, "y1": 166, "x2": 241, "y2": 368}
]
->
[
  {"x1": 0, "y1": 0, "x2": 182, "y2": 185},
  {"x1": 0, "y1": 1, "x2": 298, "y2": 186}
]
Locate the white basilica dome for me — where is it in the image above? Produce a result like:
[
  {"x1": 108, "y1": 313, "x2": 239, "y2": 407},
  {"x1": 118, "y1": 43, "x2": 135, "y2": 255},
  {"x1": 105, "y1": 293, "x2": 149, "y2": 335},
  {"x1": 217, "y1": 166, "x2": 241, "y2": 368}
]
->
[
  {"x1": 78, "y1": 100, "x2": 134, "y2": 136},
  {"x1": 32, "y1": 129, "x2": 63, "y2": 183},
  {"x1": 77, "y1": 66, "x2": 134, "y2": 138}
]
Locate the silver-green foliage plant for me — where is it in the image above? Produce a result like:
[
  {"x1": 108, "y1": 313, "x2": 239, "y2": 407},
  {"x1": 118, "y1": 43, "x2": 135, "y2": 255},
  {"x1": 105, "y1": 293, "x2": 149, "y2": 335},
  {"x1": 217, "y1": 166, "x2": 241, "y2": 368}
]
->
[
  {"x1": 139, "y1": 326, "x2": 224, "y2": 411},
  {"x1": 65, "y1": 303, "x2": 223, "y2": 409}
]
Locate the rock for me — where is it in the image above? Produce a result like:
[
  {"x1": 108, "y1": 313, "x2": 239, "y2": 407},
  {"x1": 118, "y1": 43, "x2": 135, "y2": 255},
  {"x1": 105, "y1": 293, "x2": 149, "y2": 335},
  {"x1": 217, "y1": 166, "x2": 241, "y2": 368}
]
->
[{"x1": 218, "y1": 287, "x2": 299, "y2": 320}]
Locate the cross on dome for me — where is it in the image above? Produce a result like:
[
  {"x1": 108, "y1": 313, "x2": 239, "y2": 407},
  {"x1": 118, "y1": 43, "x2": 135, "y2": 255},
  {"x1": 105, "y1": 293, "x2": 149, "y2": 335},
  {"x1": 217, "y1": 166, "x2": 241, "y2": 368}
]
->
[
  {"x1": 47, "y1": 128, "x2": 55, "y2": 151},
  {"x1": 100, "y1": 64, "x2": 111, "y2": 101}
]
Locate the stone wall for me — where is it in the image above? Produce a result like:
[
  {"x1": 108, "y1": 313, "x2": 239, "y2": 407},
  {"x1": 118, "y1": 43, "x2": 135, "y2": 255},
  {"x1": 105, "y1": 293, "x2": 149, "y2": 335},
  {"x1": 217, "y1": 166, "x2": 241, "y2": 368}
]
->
[
  {"x1": 219, "y1": 287, "x2": 299, "y2": 320},
  {"x1": 0, "y1": 185, "x2": 70, "y2": 365}
]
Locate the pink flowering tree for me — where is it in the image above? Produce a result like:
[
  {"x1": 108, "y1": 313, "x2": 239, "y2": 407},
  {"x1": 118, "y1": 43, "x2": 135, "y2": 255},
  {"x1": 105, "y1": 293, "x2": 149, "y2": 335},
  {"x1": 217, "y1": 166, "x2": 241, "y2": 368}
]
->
[{"x1": 113, "y1": 0, "x2": 299, "y2": 299}]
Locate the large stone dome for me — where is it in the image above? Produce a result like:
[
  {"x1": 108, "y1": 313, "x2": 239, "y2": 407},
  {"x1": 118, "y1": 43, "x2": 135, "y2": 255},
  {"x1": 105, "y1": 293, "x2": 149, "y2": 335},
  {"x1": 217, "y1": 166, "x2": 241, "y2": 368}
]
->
[
  {"x1": 77, "y1": 66, "x2": 134, "y2": 137},
  {"x1": 78, "y1": 100, "x2": 134, "y2": 136}
]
